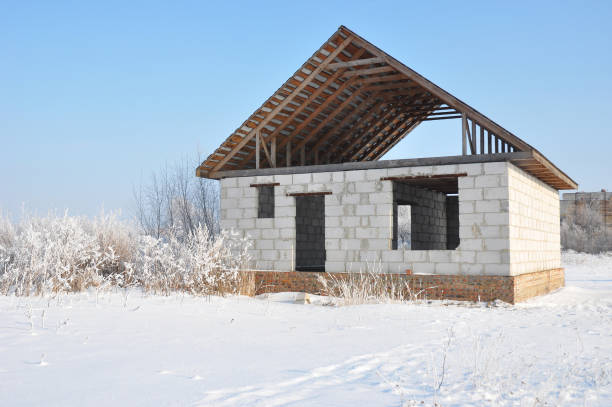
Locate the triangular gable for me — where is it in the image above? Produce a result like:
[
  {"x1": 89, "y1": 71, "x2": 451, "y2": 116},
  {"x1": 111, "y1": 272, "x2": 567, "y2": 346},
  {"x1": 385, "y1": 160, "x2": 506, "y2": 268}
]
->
[{"x1": 197, "y1": 26, "x2": 576, "y2": 190}]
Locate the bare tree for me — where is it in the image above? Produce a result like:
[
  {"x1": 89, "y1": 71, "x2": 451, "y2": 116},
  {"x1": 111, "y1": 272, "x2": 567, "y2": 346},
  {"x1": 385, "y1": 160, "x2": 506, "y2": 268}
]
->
[{"x1": 133, "y1": 155, "x2": 220, "y2": 240}]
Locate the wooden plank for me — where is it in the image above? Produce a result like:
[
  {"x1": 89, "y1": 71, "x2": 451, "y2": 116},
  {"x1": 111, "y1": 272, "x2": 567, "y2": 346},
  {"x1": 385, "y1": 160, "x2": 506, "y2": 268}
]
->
[
  {"x1": 208, "y1": 34, "x2": 354, "y2": 175},
  {"x1": 287, "y1": 191, "x2": 332, "y2": 196},
  {"x1": 259, "y1": 132, "x2": 273, "y2": 167},
  {"x1": 255, "y1": 130, "x2": 260, "y2": 169},
  {"x1": 342, "y1": 65, "x2": 395, "y2": 78},
  {"x1": 286, "y1": 141, "x2": 291, "y2": 167},
  {"x1": 271, "y1": 136, "x2": 276, "y2": 167},
  {"x1": 327, "y1": 57, "x2": 384, "y2": 69},
  {"x1": 344, "y1": 27, "x2": 533, "y2": 153},
  {"x1": 234, "y1": 62, "x2": 355, "y2": 170},
  {"x1": 480, "y1": 125, "x2": 485, "y2": 155},
  {"x1": 381, "y1": 173, "x2": 468, "y2": 181},
  {"x1": 462, "y1": 113, "x2": 467, "y2": 155},
  {"x1": 471, "y1": 119, "x2": 476, "y2": 154},
  {"x1": 347, "y1": 109, "x2": 402, "y2": 160},
  {"x1": 487, "y1": 131, "x2": 492, "y2": 154},
  {"x1": 249, "y1": 183, "x2": 280, "y2": 187}
]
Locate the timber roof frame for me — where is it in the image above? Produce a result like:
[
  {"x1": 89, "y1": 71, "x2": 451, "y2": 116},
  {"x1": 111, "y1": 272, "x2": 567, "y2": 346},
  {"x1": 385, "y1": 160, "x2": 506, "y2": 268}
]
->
[{"x1": 197, "y1": 25, "x2": 577, "y2": 190}]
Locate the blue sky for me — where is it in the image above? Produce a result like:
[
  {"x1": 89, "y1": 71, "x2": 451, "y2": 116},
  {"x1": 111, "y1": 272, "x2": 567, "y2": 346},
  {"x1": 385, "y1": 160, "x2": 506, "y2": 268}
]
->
[{"x1": 1, "y1": 1, "x2": 611, "y2": 218}]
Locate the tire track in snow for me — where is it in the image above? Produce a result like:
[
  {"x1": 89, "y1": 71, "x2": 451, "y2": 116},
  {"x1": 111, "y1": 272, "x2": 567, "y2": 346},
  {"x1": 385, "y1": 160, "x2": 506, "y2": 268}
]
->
[{"x1": 193, "y1": 344, "x2": 429, "y2": 407}]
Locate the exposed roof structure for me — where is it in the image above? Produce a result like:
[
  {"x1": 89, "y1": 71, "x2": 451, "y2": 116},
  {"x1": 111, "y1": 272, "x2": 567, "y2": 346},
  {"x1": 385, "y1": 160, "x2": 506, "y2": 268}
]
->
[{"x1": 197, "y1": 26, "x2": 577, "y2": 190}]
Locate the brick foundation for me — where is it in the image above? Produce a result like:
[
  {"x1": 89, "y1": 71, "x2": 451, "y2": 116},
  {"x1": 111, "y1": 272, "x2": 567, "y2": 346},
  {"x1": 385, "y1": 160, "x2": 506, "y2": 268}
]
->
[{"x1": 243, "y1": 268, "x2": 564, "y2": 304}]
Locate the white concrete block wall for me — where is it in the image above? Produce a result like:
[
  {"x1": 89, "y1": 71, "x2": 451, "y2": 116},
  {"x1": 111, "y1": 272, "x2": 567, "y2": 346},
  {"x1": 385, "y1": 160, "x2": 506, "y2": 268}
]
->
[
  {"x1": 507, "y1": 163, "x2": 561, "y2": 275},
  {"x1": 219, "y1": 161, "x2": 560, "y2": 277}
]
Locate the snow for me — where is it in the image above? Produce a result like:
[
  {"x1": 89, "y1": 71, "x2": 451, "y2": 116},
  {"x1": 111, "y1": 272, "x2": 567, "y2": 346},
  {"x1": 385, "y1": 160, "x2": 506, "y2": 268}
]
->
[{"x1": 1, "y1": 252, "x2": 611, "y2": 406}]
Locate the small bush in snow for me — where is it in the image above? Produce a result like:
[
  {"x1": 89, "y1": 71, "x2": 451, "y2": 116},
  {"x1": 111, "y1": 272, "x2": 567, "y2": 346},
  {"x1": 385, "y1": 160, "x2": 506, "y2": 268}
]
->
[{"x1": 0, "y1": 211, "x2": 250, "y2": 297}]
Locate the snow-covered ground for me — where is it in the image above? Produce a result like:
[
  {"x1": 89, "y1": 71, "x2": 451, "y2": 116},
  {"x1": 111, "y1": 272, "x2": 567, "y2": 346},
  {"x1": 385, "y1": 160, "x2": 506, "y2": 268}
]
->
[{"x1": 1, "y1": 252, "x2": 611, "y2": 406}]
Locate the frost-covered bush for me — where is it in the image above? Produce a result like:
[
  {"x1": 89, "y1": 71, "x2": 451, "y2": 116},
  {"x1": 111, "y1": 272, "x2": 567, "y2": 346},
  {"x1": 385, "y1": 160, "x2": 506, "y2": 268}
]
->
[
  {"x1": 0, "y1": 211, "x2": 251, "y2": 297},
  {"x1": 561, "y1": 199, "x2": 610, "y2": 253}
]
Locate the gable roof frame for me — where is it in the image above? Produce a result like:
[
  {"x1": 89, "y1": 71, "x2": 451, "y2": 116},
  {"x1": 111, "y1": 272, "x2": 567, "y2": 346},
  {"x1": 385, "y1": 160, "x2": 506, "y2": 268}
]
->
[{"x1": 197, "y1": 25, "x2": 577, "y2": 190}]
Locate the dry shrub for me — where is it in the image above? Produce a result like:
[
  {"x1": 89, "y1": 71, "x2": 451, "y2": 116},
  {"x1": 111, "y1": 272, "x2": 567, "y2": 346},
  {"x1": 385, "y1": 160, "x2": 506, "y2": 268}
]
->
[
  {"x1": 0, "y1": 211, "x2": 251, "y2": 297},
  {"x1": 317, "y1": 264, "x2": 424, "y2": 305}
]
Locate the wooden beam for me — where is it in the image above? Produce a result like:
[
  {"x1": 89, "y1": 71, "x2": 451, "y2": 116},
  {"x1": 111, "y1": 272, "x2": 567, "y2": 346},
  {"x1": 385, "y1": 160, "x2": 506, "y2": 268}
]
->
[
  {"x1": 273, "y1": 76, "x2": 364, "y2": 159},
  {"x1": 287, "y1": 191, "x2": 332, "y2": 197},
  {"x1": 480, "y1": 125, "x2": 485, "y2": 155},
  {"x1": 286, "y1": 141, "x2": 291, "y2": 167},
  {"x1": 326, "y1": 57, "x2": 384, "y2": 69},
  {"x1": 208, "y1": 34, "x2": 354, "y2": 175},
  {"x1": 358, "y1": 73, "x2": 406, "y2": 84},
  {"x1": 255, "y1": 130, "x2": 260, "y2": 169},
  {"x1": 300, "y1": 147, "x2": 306, "y2": 165},
  {"x1": 342, "y1": 65, "x2": 395, "y2": 78},
  {"x1": 470, "y1": 119, "x2": 476, "y2": 154},
  {"x1": 259, "y1": 132, "x2": 273, "y2": 167},
  {"x1": 487, "y1": 131, "x2": 492, "y2": 154},
  {"x1": 326, "y1": 100, "x2": 390, "y2": 157},
  {"x1": 462, "y1": 113, "x2": 467, "y2": 155},
  {"x1": 234, "y1": 48, "x2": 368, "y2": 170},
  {"x1": 289, "y1": 81, "x2": 367, "y2": 156},
  {"x1": 346, "y1": 29, "x2": 532, "y2": 152},
  {"x1": 369, "y1": 101, "x2": 440, "y2": 160},
  {"x1": 346, "y1": 108, "x2": 400, "y2": 160},
  {"x1": 271, "y1": 136, "x2": 276, "y2": 167}
]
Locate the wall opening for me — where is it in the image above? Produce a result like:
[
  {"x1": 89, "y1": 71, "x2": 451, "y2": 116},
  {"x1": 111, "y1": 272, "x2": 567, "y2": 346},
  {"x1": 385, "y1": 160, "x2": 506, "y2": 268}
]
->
[
  {"x1": 392, "y1": 180, "x2": 460, "y2": 250},
  {"x1": 397, "y1": 204, "x2": 412, "y2": 249},
  {"x1": 295, "y1": 195, "x2": 325, "y2": 271},
  {"x1": 257, "y1": 185, "x2": 275, "y2": 218}
]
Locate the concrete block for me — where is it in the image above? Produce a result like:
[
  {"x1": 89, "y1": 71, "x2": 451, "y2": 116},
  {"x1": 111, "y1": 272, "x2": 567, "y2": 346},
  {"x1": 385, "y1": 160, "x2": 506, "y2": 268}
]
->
[
  {"x1": 412, "y1": 262, "x2": 435, "y2": 274},
  {"x1": 274, "y1": 217, "x2": 293, "y2": 229},
  {"x1": 255, "y1": 218, "x2": 274, "y2": 229},
  {"x1": 459, "y1": 163, "x2": 483, "y2": 176},
  {"x1": 382, "y1": 250, "x2": 403, "y2": 262},
  {"x1": 428, "y1": 250, "x2": 451, "y2": 262},
  {"x1": 356, "y1": 205, "x2": 376, "y2": 216},
  {"x1": 292, "y1": 173, "x2": 311, "y2": 184},
  {"x1": 436, "y1": 263, "x2": 460, "y2": 274},
  {"x1": 365, "y1": 168, "x2": 388, "y2": 180},
  {"x1": 476, "y1": 200, "x2": 501, "y2": 213},
  {"x1": 274, "y1": 174, "x2": 293, "y2": 185},
  {"x1": 346, "y1": 170, "x2": 366, "y2": 182},
  {"x1": 312, "y1": 172, "x2": 332, "y2": 183},
  {"x1": 476, "y1": 251, "x2": 501, "y2": 264},
  {"x1": 221, "y1": 178, "x2": 237, "y2": 188},
  {"x1": 460, "y1": 188, "x2": 483, "y2": 201},
  {"x1": 484, "y1": 213, "x2": 508, "y2": 225},
  {"x1": 483, "y1": 162, "x2": 508, "y2": 174}
]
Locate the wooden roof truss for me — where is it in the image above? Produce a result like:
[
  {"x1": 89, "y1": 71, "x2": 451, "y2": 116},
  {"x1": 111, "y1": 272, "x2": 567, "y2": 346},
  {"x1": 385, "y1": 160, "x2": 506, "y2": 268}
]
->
[{"x1": 197, "y1": 26, "x2": 577, "y2": 190}]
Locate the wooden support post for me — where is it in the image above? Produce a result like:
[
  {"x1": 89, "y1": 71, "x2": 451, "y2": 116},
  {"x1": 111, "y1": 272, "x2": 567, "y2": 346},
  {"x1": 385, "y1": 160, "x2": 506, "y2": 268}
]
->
[
  {"x1": 314, "y1": 149, "x2": 319, "y2": 165},
  {"x1": 300, "y1": 146, "x2": 306, "y2": 166},
  {"x1": 495, "y1": 137, "x2": 499, "y2": 153},
  {"x1": 462, "y1": 113, "x2": 467, "y2": 155},
  {"x1": 471, "y1": 120, "x2": 476, "y2": 154},
  {"x1": 271, "y1": 136, "x2": 276, "y2": 167},
  {"x1": 286, "y1": 141, "x2": 291, "y2": 167},
  {"x1": 487, "y1": 131, "x2": 492, "y2": 154},
  {"x1": 480, "y1": 126, "x2": 484, "y2": 155},
  {"x1": 255, "y1": 131, "x2": 260, "y2": 169}
]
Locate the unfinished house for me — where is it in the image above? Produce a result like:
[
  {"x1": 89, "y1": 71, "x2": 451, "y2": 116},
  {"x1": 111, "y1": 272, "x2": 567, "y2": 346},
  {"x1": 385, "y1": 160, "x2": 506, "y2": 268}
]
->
[{"x1": 197, "y1": 26, "x2": 577, "y2": 303}]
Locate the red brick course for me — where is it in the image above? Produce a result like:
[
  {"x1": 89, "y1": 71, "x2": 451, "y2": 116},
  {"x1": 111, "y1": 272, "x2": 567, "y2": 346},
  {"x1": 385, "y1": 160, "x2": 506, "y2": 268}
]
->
[{"x1": 241, "y1": 268, "x2": 564, "y2": 304}]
